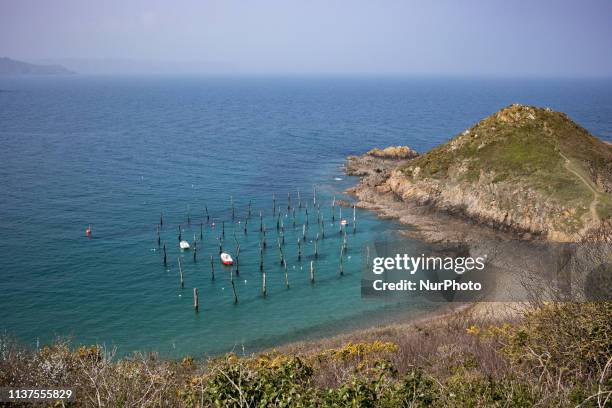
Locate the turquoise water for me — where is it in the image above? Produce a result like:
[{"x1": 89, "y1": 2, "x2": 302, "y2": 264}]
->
[{"x1": 1, "y1": 76, "x2": 611, "y2": 357}]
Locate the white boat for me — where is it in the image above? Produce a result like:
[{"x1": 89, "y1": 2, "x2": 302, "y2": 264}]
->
[
  {"x1": 220, "y1": 252, "x2": 233, "y2": 265},
  {"x1": 179, "y1": 240, "x2": 190, "y2": 250},
  {"x1": 340, "y1": 219, "x2": 348, "y2": 226}
]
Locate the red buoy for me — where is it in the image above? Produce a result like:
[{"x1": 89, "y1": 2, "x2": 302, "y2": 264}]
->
[{"x1": 86, "y1": 226, "x2": 92, "y2": 237}]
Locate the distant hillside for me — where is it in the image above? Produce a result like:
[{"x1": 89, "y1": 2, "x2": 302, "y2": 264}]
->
[
  {"x1": 348, "y1": 104, "x2": 612, "y2": 241},
  {"x1": 0, "y1": 57, "x2": 75, "y2": 75}
]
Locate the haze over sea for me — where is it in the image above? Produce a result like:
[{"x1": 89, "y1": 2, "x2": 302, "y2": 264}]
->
[{"x1": 1, "y1": 76, "x2": 611, "y2": 357}]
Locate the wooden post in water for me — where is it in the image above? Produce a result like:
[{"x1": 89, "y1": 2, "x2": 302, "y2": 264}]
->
[
  {"x1": 244, "y1": 218, "x2": 248, "y2": 234},
  {"x1": 321, "y1": 217, "x2": 325, "y2": 239},
  {"x1": 297, "y1": 238, "x2": 302, "y2": 261},
  {"x1": 235, "y1": 245, "x2": 241, "y2": 275},
  {"x1": 193, "y1": 288, "x2": 199, "y2": 312},
  {"x1": 259, "y1": 245, "x2": 264, "y2": 271},
  {"x1": 163, "y1": 243, "x2": 167, "y2": 266},
  {"x1": 178, "y1": 225, "x2": 182, "y2": 242},
  {"x1": 305, "y1": 205, "x2": 309, "y2": 226},
  {"x1": 302, "y1": 224, "x2": 307, "y2": 241},
  {"x1": 287, "y1": 192, "x2": 291, "y2": 210},
  {"x1": 178, "y1": 257, "x2": 184, "y2": 288},
  {"x1": 210, "y1": 255, "x2": 215, "y2": 281},
  {"x1": 339, "y1": 250, "x2": 344, "y2": 276},
  {"x1": 278, "y1": 238, "x2": 284, "y2": 265},
  {"x1": 297, "y1": 189, "x2": 302, "y2": 209},
  {"x1": 262, "y1": 229, "x2": 267, "y2": 249},
  {"x1": 193, "y1": 235, "x2": 197, "y2": 262},
  {"x1": 314, "y1": 234, "x2": 319, "y2": 258},
  {"x1": 292, "y1": 208, "x2": 296, "y2": 228},
  {"x1": 218, "y1": 237, "x2": 223, "y2": 254},
  {"x1": 272, "y1": 193, "x2": 276, "y2": 216},
  {"x1": 160, "y1": 212, "x2": 164, "y2": 227},
  {"x1": 281, "y1": 232, "x2": 285, "y2": 246},
  {"x1": 200, "y1": 222, "x2": 203, "y2": 240},
  {"x1": 262, "y1": 270, "x2": 267, "y2": 297},
  {"x1": 230, "y1": 269, "x2": 238, "y2": 304},
  {"x1": 332, "y1": 196, "x2": 336, "y2": 222},
  {"x1": 283, "y1": 259, "x2": 289, "y2": 289},
  {"x1": 205, "y1": 205, "x2": 209, "y2": 222},
  {"x1": 310, "y1": 260, "x2": 315, "y2": 284},
  {"x1": 157, "y1": 225, "x2": 161, "y2": 247},
  {"x1": 259, "y1": 211, "x2": 263, "y2": 232}
]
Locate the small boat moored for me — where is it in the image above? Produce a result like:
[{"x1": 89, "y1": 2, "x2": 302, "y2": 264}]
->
[
  {"x1": 340, "y1": 219, "x2": 348, "y2": 226},
  {"x1": 179, "y1": 240, "x2": 191, "y2": 250},
  {"x1": 220, "y1": 252, "x2": 233, "y2": 265}
]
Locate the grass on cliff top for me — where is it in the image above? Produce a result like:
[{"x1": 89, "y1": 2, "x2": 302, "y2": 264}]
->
[{"x1": 400, "y1": 104, "x2": 612, "y2": 218}]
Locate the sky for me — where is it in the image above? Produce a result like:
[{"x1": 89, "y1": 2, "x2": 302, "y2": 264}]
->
[{"x1": 1, "y1": 0, "x2": 612, "y2": 76}]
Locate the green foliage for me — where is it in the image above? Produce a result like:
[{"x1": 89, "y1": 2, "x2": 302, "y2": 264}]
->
[
  {"x1": 399, "y1": 104, "x2": 612, "y2": 222},
  {"x1": 2, "y1": 303, "x2": 611, "y2": 407}
]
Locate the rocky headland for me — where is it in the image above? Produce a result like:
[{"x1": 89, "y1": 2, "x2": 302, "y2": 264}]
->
[{"x1": 346, "y1": 104, "x2": 612, "y2": 243}]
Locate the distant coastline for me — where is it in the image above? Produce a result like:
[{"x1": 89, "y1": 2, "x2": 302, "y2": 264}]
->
[{"x1": 0, "y1": 57, "x2": 75, "y2": 76}]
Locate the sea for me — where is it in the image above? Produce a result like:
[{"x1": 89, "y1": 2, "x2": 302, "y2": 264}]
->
[{"x1": 1, "y1": 76, "x2": 611, "y2": 358}]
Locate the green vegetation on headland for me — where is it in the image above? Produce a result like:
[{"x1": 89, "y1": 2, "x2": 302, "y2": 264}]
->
[
  {"x1": 1, "y1": 302, "x2": 610, "y2": 407},
  {"x1": 364, "y1": 104, "x2": 612, "y2": 240}
]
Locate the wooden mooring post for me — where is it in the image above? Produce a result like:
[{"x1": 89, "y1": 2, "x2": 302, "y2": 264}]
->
[
  {"x1": 310, "y1": 260, "x2": 315, "y2": 283},
  {"x1": 210, "y1": 255, "x2": 215, "y2": 281},
  {"x1": 163, "y1": 243, "x2": 167, "y2": 266},
  {"x1": 259, "y1": 245, "x2": 264, "y2": 271},
  {"x1": 260, "y1": 211, "x2": 263, "y2": 232},
  {"x1": 272, "y1": 193, "x2": 276, "y2": 216},
  {"x1": 231, "y1": 269, "x2": 238, "y2": 304},
  {"x1": 178, "y1": 257, "x2": 184, "y2": 288},
  {"x1": 235, "y1": 245, "x2": 241, "y2": 275},
  {"x1": 284, "y1": 259, "x2": 289, "y2": 289},
  {"x1": 193, "y1": 235, "x2": 197, "y2": 262},
  {"x1": 157, "y1": 225, "x2": 161, "y2": 247},
  {"x1": 178, "y1": 225, "x2": 182, "y2": 241},
  {"x1": 339, "y1": 249, "x2": 344, "y2": 276},
  {"x1": 193, "y1": 288, "x2": 199, "y2": 312},
  {"x1": 278, "y1": 239, "x2": 284, "y2": 265},
  {"x1": 262, "y1": 270, "x2": 267, "y2": 297}
]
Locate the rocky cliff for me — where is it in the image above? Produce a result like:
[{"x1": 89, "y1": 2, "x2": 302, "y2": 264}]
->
[{"x1": 346, "y1": 104, "x2": 612, "y2": 242}]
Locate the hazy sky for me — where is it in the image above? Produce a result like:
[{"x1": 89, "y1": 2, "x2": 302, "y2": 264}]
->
[{"x1": 1, "y1": 0, "x2": 611, "y2": 76}]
